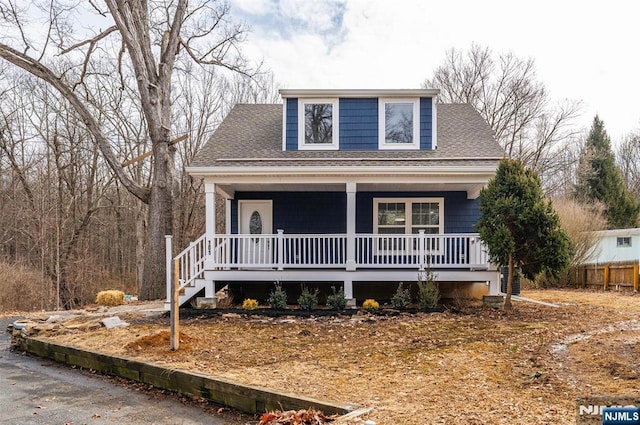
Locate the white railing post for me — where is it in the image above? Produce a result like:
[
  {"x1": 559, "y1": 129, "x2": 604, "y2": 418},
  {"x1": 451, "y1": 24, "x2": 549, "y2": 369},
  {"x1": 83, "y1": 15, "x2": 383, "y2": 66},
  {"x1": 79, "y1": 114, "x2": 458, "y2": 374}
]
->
[
  {"x1": 165, "y1": 235, "x2": 173, "y2": 302},
  {"x1": 470, "y1": 236, "x2": 477, "y2": 265},
  {"x1": 277, "y1": 230, "x2": 284, "y2": 271},
  {"x1": 418, "y1": 230, "x2": 426, "y2": 271}
]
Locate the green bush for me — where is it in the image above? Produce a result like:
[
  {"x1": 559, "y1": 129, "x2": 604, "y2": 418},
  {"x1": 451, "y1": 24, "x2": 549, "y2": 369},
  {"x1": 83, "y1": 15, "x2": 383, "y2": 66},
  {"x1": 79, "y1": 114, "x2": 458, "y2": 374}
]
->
[
  {"x1": 390, "y1": 282, "x2": 412, "y2": 309},
  {"x1": 267, "y1": 282, "x2": 287, "y2": 309},
  {"x1": 297, "y1": 284, "x2": 319, "y2": 311},
  {"x1": 326, "y1": 286, "x2": 347, "y2": 310},
  {"x1": 417, "y1": 270, "x2": 439, "y2": 310}
]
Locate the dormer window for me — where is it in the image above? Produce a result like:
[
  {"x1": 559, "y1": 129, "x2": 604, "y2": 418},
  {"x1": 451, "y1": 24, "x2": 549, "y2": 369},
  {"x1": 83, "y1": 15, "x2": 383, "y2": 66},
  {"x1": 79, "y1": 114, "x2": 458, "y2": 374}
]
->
[
  {"x1": 298, "y1": 98, "x2": 339, "y2": 150},
  {"x1": 378, "y1": 98, "x2": 419, "y2": 150}
]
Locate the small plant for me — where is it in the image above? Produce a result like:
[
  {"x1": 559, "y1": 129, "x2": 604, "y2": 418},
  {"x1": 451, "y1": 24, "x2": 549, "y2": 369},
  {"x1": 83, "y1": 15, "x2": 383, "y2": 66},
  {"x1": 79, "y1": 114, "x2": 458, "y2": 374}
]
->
[
  {"x1": 391, "y1": 282, "x2": 412, "y2": 309},
  {"x1": 362, "y1": 299, "x2": 379, "y2": 310},
  {"x1": 450, "y1": 287, "x2": 471, "y2": 311},
  {"x1": 417, "y1": 269, "x2": 439, "y2": 310},
  {"x1": 242, "y1": 298, "x2": 259, "y2": 310},
  {"x1": 267, "y1": 282, "x2": 288, "y2": 310},
  {"x1": 326, "y1": 286, "x2": 347, "y2": 310},
  {"x1": 96, "y1": 290, "x2": 125, "y2": 306},
  {"x1": 297, "y1": 284, "x2": 319, "y2": 311}
]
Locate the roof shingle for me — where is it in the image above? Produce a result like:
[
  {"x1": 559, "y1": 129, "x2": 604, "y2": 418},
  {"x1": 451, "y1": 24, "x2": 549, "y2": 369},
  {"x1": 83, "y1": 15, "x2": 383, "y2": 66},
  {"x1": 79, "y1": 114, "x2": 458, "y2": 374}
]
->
[{"x1": 188, "y1": 103, "x2": 504, "y2": 169}]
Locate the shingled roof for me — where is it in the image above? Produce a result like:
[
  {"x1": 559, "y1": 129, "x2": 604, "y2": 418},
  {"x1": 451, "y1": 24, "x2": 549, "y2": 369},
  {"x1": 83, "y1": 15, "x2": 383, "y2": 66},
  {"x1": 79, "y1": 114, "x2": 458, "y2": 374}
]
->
[{"x1": 188, "y1": 103, "x2": 503, "y2": 169}]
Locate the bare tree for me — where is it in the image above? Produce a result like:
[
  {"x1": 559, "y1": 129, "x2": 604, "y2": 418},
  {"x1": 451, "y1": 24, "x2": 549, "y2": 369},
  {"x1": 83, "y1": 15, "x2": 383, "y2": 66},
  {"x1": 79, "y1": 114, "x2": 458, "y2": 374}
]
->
[
  {"x1": 552, "y1": 197, "x2": 607, "y2": 268},
  {"x1": 0, "y1": 71, "x2": 136, "y2": 308},
  {"x1": 0, "y1": 0, "x2": 253, "y2": 300},
  {"x1": 617, "y1": 132, "x2": 640, "y2": 199},
  {"x1": 425, "y1": 44, "x2": 582, "y2": 183}
]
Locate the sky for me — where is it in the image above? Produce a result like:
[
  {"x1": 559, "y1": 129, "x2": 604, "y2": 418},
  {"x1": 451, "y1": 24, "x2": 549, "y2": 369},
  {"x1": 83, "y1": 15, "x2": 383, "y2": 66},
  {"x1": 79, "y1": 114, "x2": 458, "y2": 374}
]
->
[{"x1": 231, "y1": 0, "x2": 640, "y2": 143}]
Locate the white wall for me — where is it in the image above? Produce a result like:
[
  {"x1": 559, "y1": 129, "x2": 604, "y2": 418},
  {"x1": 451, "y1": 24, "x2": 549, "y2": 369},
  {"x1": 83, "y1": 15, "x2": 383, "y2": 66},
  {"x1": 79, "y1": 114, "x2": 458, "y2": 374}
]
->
[{"x1": 585, "y1": 229, "x2": 640, "y2": 264}]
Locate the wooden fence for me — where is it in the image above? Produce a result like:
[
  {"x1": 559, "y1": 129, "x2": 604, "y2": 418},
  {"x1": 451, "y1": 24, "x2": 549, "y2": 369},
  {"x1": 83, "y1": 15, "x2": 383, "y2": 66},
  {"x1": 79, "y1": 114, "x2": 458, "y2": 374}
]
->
[{"x1": 573, "y1": 261, "x2": 639, "y2": 291}]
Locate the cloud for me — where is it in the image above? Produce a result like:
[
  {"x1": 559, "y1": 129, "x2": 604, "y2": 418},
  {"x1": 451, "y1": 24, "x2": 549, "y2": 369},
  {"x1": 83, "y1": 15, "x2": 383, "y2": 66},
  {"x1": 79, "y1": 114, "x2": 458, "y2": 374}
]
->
[
  {"x1": 235, "y1": 0, "x2": 640, "y2": 138},
  {"x1": 233, "y1": 0, "x2": 277, "y2": 16},
  {"x1": 233, "y1": 0, "x2": 346, "y2": 45},
  {"x1": 278, "y1": 0, "x2": 346, "y2": 33}
]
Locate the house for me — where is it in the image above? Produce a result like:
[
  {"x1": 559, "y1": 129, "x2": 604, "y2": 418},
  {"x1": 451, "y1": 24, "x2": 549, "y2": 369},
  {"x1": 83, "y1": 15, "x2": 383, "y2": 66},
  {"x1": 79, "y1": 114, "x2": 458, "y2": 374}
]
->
[
  {"x1": 168, "y1": 89, "x2": 504, "y2": 308},
  {"x1": 577, "y1": 228, "x2": 640, "y2": 291},
  {"x1": 584, "y1": 228, "x2": 640, "y2": 264}
]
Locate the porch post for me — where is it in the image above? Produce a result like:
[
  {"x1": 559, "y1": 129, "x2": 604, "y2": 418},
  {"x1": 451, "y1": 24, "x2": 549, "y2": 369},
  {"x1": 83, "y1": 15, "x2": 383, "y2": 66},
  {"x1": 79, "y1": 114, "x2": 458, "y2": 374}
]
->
[
  {"x1": 205, "y1": 183, "x2": 217, "y2": 255},
  {"x1": 203, "y1": 184, "x2": 218, "y2": 303},
  {"x1": 346, "y1": 182, "x2": 357, "y2": 271},
  {"x1": 225, "y1": 199, "x2": 232, "y2": 234}
]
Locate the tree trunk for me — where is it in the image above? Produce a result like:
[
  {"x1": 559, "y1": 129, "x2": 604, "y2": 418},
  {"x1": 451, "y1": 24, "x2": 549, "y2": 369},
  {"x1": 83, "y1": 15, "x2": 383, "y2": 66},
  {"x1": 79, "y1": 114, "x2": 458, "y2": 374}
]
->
[
  {"x1": 503, "y1": 254, "x2": 514, "y2": 310},
  {"x1": 135, "y1": 201, "x2": 147, "y2": 294},
  {"x1": 140, "y1": 140, "x2": 174, "y2": 300}
]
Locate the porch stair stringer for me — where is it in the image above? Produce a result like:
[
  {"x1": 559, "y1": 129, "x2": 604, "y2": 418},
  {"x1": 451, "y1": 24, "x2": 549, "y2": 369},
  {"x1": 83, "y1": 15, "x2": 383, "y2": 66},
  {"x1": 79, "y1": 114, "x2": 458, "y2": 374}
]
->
[{"x1": 164, "y1": 278, "x2": 208, "y2": 310}]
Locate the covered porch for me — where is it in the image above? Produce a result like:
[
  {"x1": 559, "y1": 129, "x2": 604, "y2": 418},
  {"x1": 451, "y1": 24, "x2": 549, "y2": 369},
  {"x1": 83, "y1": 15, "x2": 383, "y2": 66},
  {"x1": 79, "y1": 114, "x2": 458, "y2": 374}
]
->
[{"x1": 168, "y1": 173, "x2": 501, "y2": 307}]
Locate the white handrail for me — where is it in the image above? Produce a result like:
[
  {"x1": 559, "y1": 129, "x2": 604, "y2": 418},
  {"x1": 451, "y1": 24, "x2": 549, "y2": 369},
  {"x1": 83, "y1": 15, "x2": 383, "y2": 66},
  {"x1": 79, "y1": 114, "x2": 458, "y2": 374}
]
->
[{"x1": 174, "y1": 233, "x2": 207, "y2": 290}]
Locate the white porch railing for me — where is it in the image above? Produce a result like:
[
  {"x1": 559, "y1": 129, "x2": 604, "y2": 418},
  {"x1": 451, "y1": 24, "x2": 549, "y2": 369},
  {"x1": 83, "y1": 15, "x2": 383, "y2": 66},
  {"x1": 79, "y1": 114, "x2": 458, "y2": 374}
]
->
[
  {"x1": 169, "y1": 234, "x2": 207, "y2": 298},
  {"x1": 212, "y1": 231, "x2": 347, "y2": 269},
  {"x1": 355, "y1": 233, "x2": 488, "y2": 269},
  {"x1": 207, "y1": 232, "x2": 488, "y2": 270}
]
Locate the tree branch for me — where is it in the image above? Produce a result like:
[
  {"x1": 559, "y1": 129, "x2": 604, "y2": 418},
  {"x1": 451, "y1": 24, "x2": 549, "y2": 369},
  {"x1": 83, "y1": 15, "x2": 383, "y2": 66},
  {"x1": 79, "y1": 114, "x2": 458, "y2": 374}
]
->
[{"x1": 0, "y1": 42, "x2": 150, "y2": 203}]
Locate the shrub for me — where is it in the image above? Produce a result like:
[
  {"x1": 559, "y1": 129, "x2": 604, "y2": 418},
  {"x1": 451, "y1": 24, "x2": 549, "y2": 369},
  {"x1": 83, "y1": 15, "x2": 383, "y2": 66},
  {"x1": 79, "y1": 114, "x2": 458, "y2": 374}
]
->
[
  {"x1": 0, "y1": 261, "x2": 52, "y2": 311},
  {"x1": 297, "y1": 284, "x2": 319, "y2": 311},
  {"x1": 326, "y1": 286, "x2": 347, "y2": 310},
  {"x1": 362, "y1": 299, "x2": 379, "y2": 310},
  {"x1": 96, "y1": 290, "x2": 125, "y2": 307},
  {"x1": 267, "y1": 282, "x2": 287, "y2": 310},
  {"x1": 417, "y1": 270, "x2": 439, "y2": 310},
  {"x1": 391, "y1": 282, "x2": 412, "y2": 309},
  {"x1": 242, "y1": 298, "x2": 259, "y2": 310}
]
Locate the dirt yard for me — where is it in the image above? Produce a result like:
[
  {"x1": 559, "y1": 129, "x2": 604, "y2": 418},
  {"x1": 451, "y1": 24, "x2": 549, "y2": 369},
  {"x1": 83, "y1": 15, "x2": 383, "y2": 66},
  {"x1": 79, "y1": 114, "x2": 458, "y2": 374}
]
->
[{"x1": 20, "y1": 290, "x2": 640, "y2": 424}]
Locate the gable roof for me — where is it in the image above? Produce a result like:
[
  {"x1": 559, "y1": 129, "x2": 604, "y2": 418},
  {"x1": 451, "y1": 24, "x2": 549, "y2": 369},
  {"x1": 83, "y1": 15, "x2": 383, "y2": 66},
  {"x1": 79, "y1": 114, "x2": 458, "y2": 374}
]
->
[{"x1": 187, "y1": 103, "x2": 503, "y2": 170}]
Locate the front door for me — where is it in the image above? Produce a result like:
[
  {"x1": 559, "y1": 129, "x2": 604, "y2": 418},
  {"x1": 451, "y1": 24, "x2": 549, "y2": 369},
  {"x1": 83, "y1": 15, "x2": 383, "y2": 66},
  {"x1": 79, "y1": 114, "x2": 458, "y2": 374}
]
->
[{"x1": 238, "y1": 200, "x2": 273, "y2": 267}]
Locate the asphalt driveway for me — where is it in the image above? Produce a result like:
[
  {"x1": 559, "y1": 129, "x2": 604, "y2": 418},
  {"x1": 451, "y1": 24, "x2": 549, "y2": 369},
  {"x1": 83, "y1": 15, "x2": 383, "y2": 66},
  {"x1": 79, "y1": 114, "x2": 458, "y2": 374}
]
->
[{"x1": 0, "y1": 317, "x2": 250, "y2": 425}]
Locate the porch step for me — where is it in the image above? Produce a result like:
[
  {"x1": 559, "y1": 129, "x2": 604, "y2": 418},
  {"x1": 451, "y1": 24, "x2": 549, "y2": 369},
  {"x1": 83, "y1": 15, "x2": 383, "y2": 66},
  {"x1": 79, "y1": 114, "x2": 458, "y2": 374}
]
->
[{"x1": 164, "y1": 278, "x2": 208, "y2": 310}]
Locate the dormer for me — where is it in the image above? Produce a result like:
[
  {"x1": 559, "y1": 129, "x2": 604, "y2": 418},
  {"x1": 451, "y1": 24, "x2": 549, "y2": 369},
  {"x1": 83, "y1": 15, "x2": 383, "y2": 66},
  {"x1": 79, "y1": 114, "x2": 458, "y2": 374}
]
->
[{"x1": 280, "y1": 89, "x2": 439, "y2": 152}]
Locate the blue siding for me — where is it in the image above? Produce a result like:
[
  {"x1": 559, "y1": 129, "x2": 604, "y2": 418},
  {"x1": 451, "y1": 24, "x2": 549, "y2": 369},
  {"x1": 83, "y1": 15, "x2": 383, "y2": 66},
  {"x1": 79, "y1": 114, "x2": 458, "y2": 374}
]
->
[
  {"x1": 339, "y1": 98, "x2": 378, "y2": 150},
  {"x1": 285, "y1": 98, "x2": 298, "y2": 151},
  {"x1": 356, "y1": 191, "x2": 480, "y2": 233},
  {"x1": 419, "y1": 97, "x2": 433, "y2": 150},
  {"x1": 232, "y1": 192, "x2": 346, "y2": 234},
  {"x1": 284, "y1": 96, "x2": 435, "y2": 151},
  {"x1": 232, "y1": 191, "x2": 479, "y2": 234}
]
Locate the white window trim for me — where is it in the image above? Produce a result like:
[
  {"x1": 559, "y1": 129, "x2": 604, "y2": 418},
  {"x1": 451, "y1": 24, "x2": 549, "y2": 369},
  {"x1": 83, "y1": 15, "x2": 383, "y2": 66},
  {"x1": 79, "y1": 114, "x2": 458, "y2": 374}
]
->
[
  {"x1": 432, "y1": 97, "x2": 438, "y2": 150},
  {"x1": 298, "y1": 98, "x2": 339, "y2": 150},
  {"x1": 378, "y1": 98, "x2": 420, "y2": 150},
  {"x1": 373, "y1": 197, "x2": 444, "y2": 234}
]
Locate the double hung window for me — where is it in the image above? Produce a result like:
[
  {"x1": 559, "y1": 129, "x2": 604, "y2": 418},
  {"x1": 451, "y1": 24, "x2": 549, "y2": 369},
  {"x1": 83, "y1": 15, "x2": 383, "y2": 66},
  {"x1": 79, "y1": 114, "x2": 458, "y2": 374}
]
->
[
  {"x1": 374, "y1": 198, "x2": 443, "y2": 252},
  {"x1": 298, "y1": 98, "x2": 339, "y2": 150},
  {"x1": 378, "y1": 99, "x2": 420, "y2": 149}
]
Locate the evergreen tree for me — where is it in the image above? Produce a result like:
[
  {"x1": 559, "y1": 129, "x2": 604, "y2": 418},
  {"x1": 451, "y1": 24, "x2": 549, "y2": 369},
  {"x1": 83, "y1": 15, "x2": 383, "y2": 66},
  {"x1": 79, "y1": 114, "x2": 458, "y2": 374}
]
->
[
  {"x1": 478, "y1": 159, "x2": 573, "y2": 310},
  {"x1": 574, "y1": 116, "x2": 639, "y2": 228}
]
